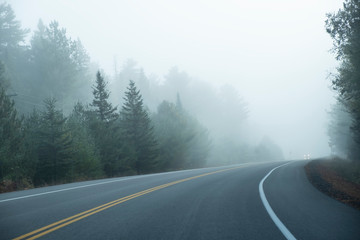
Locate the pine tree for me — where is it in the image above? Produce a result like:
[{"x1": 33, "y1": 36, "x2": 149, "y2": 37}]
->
[
  {"x1": 0, "y1": 3, "x2": 29, "y2": 71},
  {"x1": 89, "y1": 71, "x2": 120, "y2": 176},
  {"x1": 153, "y1": 101, "x2": 187, "y2": 170},
  {"x1": 0, "y1": 62, "x2": 9, "y2": 90},
  {"x1": 91, "y1": 71, "x2": 118, "y2": 122},
  {"x1": 0, "y1": 3, "x2": 28, "y2": 49},
  {"x1": 120, "y1": 80, "x2": 158, "y2": 173},
  {"x1": 22, "y1": 109, "x2": 41, "y2": 184},
  {"x1": 0, "y1": 81, "x2": 23, "y2": 183},
  {"x1": 36, "y1": 98, "x2": 72, "y2": 184},
  {"x1": 0, "y1": 3, "x2": 29, "y2": 113},
  {"x1": 27, "y1": 20, "x2": 90, "y2": 112},
  {"x1": 66, "y1": 102, "x2": 102, "y2": 179}
]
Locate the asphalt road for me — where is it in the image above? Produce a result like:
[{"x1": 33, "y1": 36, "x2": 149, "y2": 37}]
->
[{"x1": 0, "y1": 161, "x2": 359, "y2": 240}]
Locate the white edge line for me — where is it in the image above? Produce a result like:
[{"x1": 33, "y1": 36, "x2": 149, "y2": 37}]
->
[
  {"x1": 0, "y1": 168, "x2": 209, "y2": 203},
  {"x1": 0, "y1": 167, "x2": 214, "y2": 203},
  {"x1": 0, "y1": 162, "x2": 255, "y2": 203},
  {"x1": 0, "y1": 176, "x2": 145, "y2": 203},
  {"x1": 259, "y1": 162, "x2": 297, "y2": 240}
]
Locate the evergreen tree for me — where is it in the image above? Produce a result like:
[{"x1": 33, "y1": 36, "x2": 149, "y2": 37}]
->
[
  {"x1": 35, "y1": 98, "x2": 72, "y2": 184},
  {"x1": 120, "y1": 80, "x2": 158, "y2": 173},
  {"x1": 153, "y1": 101, "x2": 188, "y2": 170},
  {"x1": 0, "y1": 81, "x2": 23, "y2": 183},
  {"x1": 90, "y1": 71, "x2": 118, "y2": 122},
  {"x1": 0, "y1": 3, "x2": 28, "y2": 49},
  {"x1": 0, "y1": 3, "x2": 29, "y2": 99},
  {"x1": 0, "y1": 62, "x2": 9, "y2": 92},
  {"x1": 27, "y1": 20, "x2": 91, "y2": 112},
  {"x1": 153, "y1": 99, "x2": 210, "y2": 171},
  {"x1": 254, "y1": 136, "x2": 284, "y2": 162},
  {"x1": 66, "y1": 102, "x2": 102, "y2": 180},
  {"x1": 111, "y1": 60, "x2": 154, "y2": 109},
  {"x1": 89, "y1": 71, "x2": 120, "y2": 176},
  {"x1": 22, "y1": 109, "x2": 41, "y2": 184}
]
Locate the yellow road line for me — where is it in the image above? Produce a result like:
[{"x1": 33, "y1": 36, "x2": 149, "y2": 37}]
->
[{"x1": 14, "y1": 166, "x2": 243, "y2": 240}]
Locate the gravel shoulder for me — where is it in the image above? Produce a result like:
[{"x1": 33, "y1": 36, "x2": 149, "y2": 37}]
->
[{"x1": 305, "y1": 159, "x2": 360, "y2": 210}]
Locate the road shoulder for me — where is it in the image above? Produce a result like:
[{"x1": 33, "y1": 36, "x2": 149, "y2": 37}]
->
[
  {"x1": 263, "y1": 160, "x2": 360, "y2": 240},
  {"x1": 305, "y1": 159, "x2": 360, "y2": 210}
]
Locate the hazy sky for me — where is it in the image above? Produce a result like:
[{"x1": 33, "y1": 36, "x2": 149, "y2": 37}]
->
[{"x1": 8, "y1": 0, "x2": 344, "y2": 159}]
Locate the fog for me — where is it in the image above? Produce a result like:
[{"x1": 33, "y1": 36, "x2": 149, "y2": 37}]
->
[{"x1": 9, "y1": 0, "x2": 343, "y2": 160}]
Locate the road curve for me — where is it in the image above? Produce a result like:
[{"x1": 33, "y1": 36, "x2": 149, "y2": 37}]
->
[{"x1": 0, "y1": 161, "x2": 359, "y2": 240}]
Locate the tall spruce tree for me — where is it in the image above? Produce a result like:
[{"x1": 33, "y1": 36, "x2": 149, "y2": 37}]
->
[
  {"x1": 0, "y1": 3, "x2": 29, "y2": 84},
  {"x1": 120, "y1": 80, "x2": 158, "y2": 173},
  {"x1": 90, "y1": 71, "x2": 119, "y2": 176},
  {"x1": 0, "y1": 3, "x2": 28, "y2": 49},
  {"x1": 35, "y1": 98, "x2": 72, "y2": 184},
  {"x1": 91, "y1": 71, "x2": 118, "y2": 122}
]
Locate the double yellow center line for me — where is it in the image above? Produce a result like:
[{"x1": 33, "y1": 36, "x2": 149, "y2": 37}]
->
[{"x1": 14, "y1": 166, "x2": 242, "y2": 240}]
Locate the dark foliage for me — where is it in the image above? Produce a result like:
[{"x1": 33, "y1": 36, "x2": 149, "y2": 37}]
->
[
  {"x1": 326, "y1": 0, "x2": 360, "y2": 161},
  {"x1": 0, "y1": 77, "x2": 23, "y2": 183},
  {"x1": 35, "y1": 98, "x2": 73, "y2": 184},
  {"x1": 120, "y1": 80, "x2": 158, "y2": 173}
]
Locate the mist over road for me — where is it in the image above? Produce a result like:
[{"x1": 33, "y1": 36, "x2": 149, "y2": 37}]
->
[{"x1": 0, "y1": 161, "x2": 359, "y2": 240}]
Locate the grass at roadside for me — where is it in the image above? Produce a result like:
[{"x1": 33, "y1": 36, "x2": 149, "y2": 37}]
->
[{"x1": 305, "y1": 158, "x2": 360, "y2": 210}]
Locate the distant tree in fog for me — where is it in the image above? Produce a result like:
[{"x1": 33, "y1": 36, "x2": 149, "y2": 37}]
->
[
  {"x1": 120, "y1": 80, "x2": 158, "y2": 173},
  {"x1": 217, "y1": 84, "x2": 248, "y2": 137},
  {"x1": 153, "y1": 98, "x2": 211, "y2": 170},
  {"x1": 254, "y1": 136, "x2": 284, "y2": 162},
  {"x1": 328, "y1": 100, "x2": 359, "y2": 159},
  {"x1": 0, "y1": 3, "x2": 28, "y2": 49},
  {"x1": 28, "y1": 20, "x2": 91, "y2": 111},
  {"x1": 326, "y1": 0, "x2": 360, "y2": 160},
  {"x1": 0, "y1": 3, "x2": 29, "y2": 95},
  {"x1": 91, "y1": 71, "x2": 118, "y2": 122},
  {"x1": 111, "y1": 60, "x2": 155, "y2": 109}
]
